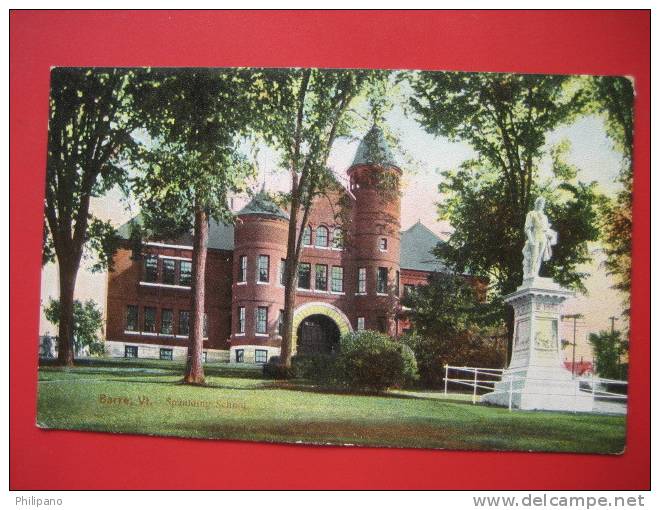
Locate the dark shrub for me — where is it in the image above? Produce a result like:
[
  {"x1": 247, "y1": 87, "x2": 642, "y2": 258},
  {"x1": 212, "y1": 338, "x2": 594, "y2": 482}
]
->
[
  {"x1": 402, "y1": 331, "x2": 506, "y2": 389},
  {"x1": 262, "y1": 356, "x2": 294, "y2": 379},
  {"x1": 337, "y1": 330, "x2": 419, "y2": 391},
  {"x1": 291, "y1": 353, "x2": 339, "y2": 383}
]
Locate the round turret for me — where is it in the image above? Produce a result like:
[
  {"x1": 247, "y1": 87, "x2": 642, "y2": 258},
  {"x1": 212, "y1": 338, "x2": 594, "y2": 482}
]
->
[
  {"x1": 231, "y1": 189, "x2": 288, "y2": 362},
  {"x1": 347, "y1": 125, "x2": 402, "y2": 335}
]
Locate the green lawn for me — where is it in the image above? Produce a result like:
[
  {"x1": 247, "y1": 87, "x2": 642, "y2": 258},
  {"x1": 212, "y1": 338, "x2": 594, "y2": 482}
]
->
[{"x1": 37, "y1": 358, "x2": 626, "y2": 453}]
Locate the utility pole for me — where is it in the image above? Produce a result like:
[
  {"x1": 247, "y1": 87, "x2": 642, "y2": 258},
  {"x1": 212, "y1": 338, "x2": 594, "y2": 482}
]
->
[
  {"x1": 609, "y1": 316, "x2": 619, "y2": 334},
  {"x1": 562, "y1": 314, "x2": 584, "y2": 377}
]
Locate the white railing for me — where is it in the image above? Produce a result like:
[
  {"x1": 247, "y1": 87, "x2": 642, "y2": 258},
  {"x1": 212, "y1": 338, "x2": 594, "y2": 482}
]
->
[
  {"x1": 443, "y1": 364, "x2": 628, "y2": 412},
  {"x1": 443, "y1": 365, "x2": 505, "y2": 404}
]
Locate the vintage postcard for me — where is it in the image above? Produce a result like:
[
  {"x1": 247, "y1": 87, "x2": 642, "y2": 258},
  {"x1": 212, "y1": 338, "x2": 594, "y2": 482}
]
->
[{"x1": 37, "y1": 66, "x2": 632, "y2": 453}]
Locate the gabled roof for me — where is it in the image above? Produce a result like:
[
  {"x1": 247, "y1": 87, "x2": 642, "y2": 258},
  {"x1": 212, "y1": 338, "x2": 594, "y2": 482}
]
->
[
  {"x1": 116, "y1": 213, "x2": 235, "y2": 251},
  {"x1": 400, "y1": 221, "x2": 449, "y2": 272},
  {"x1": 352, "y1": 124, "x2": 398, "y2": 167},
  {"x1": 237, "y1": 189, "x2": 289, "y2": 221}
]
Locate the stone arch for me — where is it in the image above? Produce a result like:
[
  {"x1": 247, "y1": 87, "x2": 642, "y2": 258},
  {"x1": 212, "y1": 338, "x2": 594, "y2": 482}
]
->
[{"x1": 292, "y1": 302, "x2": 353, "y2": 354}]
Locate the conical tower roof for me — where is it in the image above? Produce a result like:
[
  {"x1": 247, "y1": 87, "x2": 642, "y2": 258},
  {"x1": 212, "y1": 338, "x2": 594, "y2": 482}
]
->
[
  {"x1": 238, "y1": 187, "x2": 289, "y2": 221},
  {"x1": 351, "y1": 124, "x2": 397, "y2": 167}
]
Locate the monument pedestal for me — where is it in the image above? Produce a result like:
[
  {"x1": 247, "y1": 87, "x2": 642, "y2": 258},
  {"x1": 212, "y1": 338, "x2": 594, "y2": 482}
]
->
[{"x1": 482, "y1": 277, "x2": 593, "y2": 412}]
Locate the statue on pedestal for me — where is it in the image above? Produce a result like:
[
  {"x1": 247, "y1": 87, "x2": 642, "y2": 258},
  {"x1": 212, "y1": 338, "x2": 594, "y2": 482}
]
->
[{"x1": 522, "y1": 197, "x2": 557, "y2": 279}]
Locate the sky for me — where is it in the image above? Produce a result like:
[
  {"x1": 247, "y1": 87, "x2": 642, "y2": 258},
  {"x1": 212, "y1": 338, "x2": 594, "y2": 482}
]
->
[{"x1": 39, "y1": 88, "x2": 629, "y2": 364}]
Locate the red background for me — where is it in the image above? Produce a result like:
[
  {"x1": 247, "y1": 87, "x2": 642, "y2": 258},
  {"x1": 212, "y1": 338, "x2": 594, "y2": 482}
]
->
[{"x1": 9, "y1": 10, "x2": 650, "y2": 490}]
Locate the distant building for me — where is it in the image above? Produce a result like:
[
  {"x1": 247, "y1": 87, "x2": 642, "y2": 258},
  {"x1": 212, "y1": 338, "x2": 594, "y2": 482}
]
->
[{"x1": 105, "y1": 126, "x2": 449, "y2": 363}]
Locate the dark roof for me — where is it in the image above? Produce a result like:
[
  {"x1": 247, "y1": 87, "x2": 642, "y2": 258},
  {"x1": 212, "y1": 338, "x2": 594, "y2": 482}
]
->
[
  {"x1": 352, "y1": 124, "x2": 397, "y2": 167},
  {"x1": 237, "y1": 189, "x2": 289, "y2": 220},
  {"x1": 117, "y1": 214, "x2": 235, "y2": 251},
  {"x1": 400, "y1": 221, "x2": 449, "y2": 272}
]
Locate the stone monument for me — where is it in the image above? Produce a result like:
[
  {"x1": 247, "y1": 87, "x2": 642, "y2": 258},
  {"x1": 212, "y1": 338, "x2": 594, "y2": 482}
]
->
[{"x1": 482, "y1": 197, "x2": 593, "y2": 412}]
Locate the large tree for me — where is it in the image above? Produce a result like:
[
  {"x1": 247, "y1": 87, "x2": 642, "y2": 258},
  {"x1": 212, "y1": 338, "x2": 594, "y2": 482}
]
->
[
  {"x1": 410, "y1": 72, "x2": 601, "y2": 355},
  {"x1": 256, "y1": 68, "x2": 379, "y2": 370},
  {"x1": 587, "y1": 76, "x2": 634, "y2": 316},
  {"x1": 43, "y1": 68, "x2": 140, "y2": 366},
  {"x1": 132, "y1": 69, "x2": 259, "y2": 384}
]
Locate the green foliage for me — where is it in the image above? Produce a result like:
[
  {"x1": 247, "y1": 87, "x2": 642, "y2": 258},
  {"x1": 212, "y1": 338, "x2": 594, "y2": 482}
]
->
[
  {"x1": 291, "y1": 353, "x2": 340, "y2": 382},
  {"x1": 411, "y1": 71, "x2": 601, "y2": 308},
  {"x1": 585, "y1": 75, "x2": 634, "y2": 317},
  {"x1": 44, "y1": 298, "x2": 105, "y2": 355},
  {"x1": 401, "y1": 273, "x2": 506, "y2": 388},
  {"x1": 131, "y1": 68, "x2": 262, "y2": 234},
  {"x1": 336, "y1": 330, "x2": 419, "y2": 391},
  {"x1": 44, "y1": 67, "x2": 141, "y2": 270},
  {"x1": 588, "y1": 329, "x2": 629, "y2": 380}
]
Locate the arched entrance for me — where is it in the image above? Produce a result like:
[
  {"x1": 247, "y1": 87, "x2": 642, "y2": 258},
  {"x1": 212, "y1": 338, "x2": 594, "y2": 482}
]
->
[
  {"x1": 291, "y1": 302, "x2": 353, "y2": 355},
  {"x1": 297, "y1": 315, "x2": 340, "y2": 355}
]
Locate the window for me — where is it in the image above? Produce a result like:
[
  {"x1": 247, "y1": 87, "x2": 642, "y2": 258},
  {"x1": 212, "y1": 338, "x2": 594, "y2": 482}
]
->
[
  {"x1": 203, "y1": 313, "x2": 209, "y2": 338},
  {"x1": 331, "y1": 266, "x2": 344, "y2": 293},
  {"x1": 238, "y1": 255, "x2": 247, "y2": 283},
  {"x1": 357, "y1": 317, "x2": 365, "y2": 331},
  {"x1": 179, "y1": 260, "x2": 192, "y2": 286},
  {"x1": 377, "y1": 267, "x2": 388, "y2": 294},
  {"x1": 378, "y1": 317, "x2": 387, "y2": 333},
  {"x1": 144, "y1": 307, "x2": 156, "y2": 333},
  {"x1": 256, "y1": 306, "x2": 268, "y2": 334},
  {"x1": 279, "y1": 259, "x2": 286, "y2": 286},
  {"x1": 255, "y1": 349, "x2": 268, "y2": 364},
  {"x1": 315, "y1": 264, "x2": 328, "y2": 291},
  {"x1": 125, "y1": 345, "x2": 138, "y2": 358},
  {"x1": 126, "y1": 305, "x2": 138, "y2": 331},
  {"x1": 237, "y1": 307, "x2": 245, "y2": 334},
  {"x1": 315, "y1": 226, "x2": 328, "y2": 247},
  {"x1": 159, "y1": 348, "x2": 173, "y2": 361},
  {"x1": 302, "y1": 225, "x2": 312, "y2": 246},
  {"x1": 162, "y1": 259, "x2": 176, "y2": 285},
  {"x1": 203, "y1": 351, "x2": 208, "y2": 363},
  {"x1": 379, "y1": 238, "x2": 388, "y2": 251},
  {"x1": 178, "y1": 310, "x2": 190, "y2": 336},
  {"x1": 357, "y1": 267, "x2": 367, "y2": 294},
  {"x1": 332, "y1": 228, "x2": 343, "y2": 249},
  {"x1": 278, "y1": 309, "x2": 285, "y2": 336},
  {"x1": 235, "y1": 349, "x2": 244, "y2": 363},
  {"x1": 161, "y1": 309, "x2": 173, "y2": 335},
  {"x1": 298, "y1": 263, "x2": 311, "y2": 289},
  {"x1": 395, "y1": 270, "x2": 400, "y2": 297},
  {"x1": 144, "y1": 255, "x2": 158, "y2": 282},
  {"x1": 258, "y1": 255, "x2": 270, "y2": 282}
]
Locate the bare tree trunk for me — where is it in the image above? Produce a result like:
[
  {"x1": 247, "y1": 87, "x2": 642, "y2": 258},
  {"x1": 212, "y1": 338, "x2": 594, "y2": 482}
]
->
[
  {"x1": 184, "y1": 206, "x2": 208, "y2": 385},
  {"x1": 279, "y1": 198, "x2": 300, "y2": 369},
  {"x1": 56, "y1": 259, "x2": 78, "y2": 367}
]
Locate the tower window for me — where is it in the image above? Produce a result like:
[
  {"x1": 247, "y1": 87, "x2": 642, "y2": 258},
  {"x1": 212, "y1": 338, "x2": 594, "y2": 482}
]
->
[
  {"x1": 315, "y1": 264, "x2": 328, "y2": 291},
  {"x1": 255, "y1": 349, "x2": 268, "y2": 364},
  {"x1": 379, "y1": 238, "x2": 388, "y2": 251},
  {"x1": 258, "y1": 255, "x2": 270, "y2": 283},
  {"x1": 238, "y1": 255, "x2": 247, "y2": 283},
  {"x1": 255, "y1": 306, "x2": 268, "y2": 334},
  {"x1": 159, "y1": 348, "x2": 173, "y2": 361},
  {"x1": 125, "y1": 345, "x2": 138, "y2": 358},
  {"x1": 279, "y1": 259, "x2": 286, "y2": 286},
  {"x1": 315, "y1": 226, "x2": 329, "y2": 247},
  {"x1": 331, "y1": 266, "x2": 344, "y2": 293},
  {"x1": 357, "y1": 267, "x2": 366, "y2": 294},
  {"x1": 332, "y1": 228, "x2": 343, "y2": 249},
  {"x1": 237, "y1": 306, "x2": 245, "y2": 334},
  {"x1": 357, "y1": 317, "x2": 365, "y2": 331},
  {"x1": 377, "y1": 267, "x2": 388, "y2": 294},
  {"x1": 302, "y1": 225, "x2": 312, "y2": 246},
  {"x1": 298, "y1": 263, "x2": 311, "y2": 289},
  {"x1": 235, "y1": 349, "x2": 244, "y2": 363}
]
